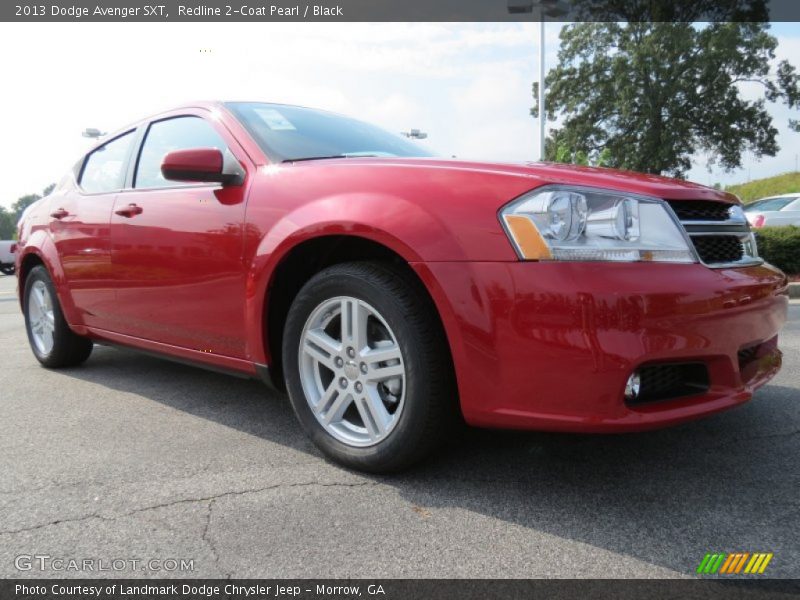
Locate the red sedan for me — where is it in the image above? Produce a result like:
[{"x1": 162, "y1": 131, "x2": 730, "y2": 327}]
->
[{"x1": 16, "y1": 102, "x2": 788, "y2": 472}]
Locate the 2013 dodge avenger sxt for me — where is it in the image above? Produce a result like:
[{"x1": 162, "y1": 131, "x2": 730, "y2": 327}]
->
[{"x1": 15, "y1": 102, "x2": 788, "y2": 471}]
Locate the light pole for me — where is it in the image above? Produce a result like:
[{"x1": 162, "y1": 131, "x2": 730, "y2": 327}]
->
[
  {"x1": 81, "y1": 128, "x2": 106, "y2": 139},
  {"x1": 508, "y1": 0, "x2": 569, "y2": 161},
  {"x1": 401, "y1": 129, "x2": 428, "y2": 140}
]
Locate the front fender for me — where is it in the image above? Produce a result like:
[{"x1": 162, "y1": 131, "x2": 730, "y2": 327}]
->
[
  {"x1": 258, "y1": 192, "x2": 469, "y2": 262},
  {"x1": 243, "y1": 193, "x2": 474, "y2": 365}
]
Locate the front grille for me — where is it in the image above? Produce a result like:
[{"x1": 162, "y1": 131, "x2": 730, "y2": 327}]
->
[
  {"x1": 691, "y1": 235, "x2": 745, "y2": 264},
  {"x1": 668, "y1": 200, "x2": 732, "y2": 222},
  {"x1": 628, "y1": 362, "x2": 710, "y2": 405},
  {"x1": 666, "y1": 199, "x2": 758, "y2": 267}
]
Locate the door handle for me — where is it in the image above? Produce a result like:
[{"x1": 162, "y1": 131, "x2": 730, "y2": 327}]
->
[
  {"x1": 115, "y1": 203, "x2": 143, "y2": 218},
  {"x1": 50, "y1": 208, "x2": 69, "y2": 219}
]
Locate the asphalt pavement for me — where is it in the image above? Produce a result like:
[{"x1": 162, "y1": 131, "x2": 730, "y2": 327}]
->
[{"x1": 0, "y1": 274, "x2": 798, "y2": 579}]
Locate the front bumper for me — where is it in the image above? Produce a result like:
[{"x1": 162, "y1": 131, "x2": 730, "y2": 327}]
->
[{"x1": 415, "y1": 261, "x2": 788, "y2": 432}]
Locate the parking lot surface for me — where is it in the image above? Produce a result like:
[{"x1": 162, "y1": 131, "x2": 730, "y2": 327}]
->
[{"x1": 0, "y1": 274, "x2": 798, "y2": 578}]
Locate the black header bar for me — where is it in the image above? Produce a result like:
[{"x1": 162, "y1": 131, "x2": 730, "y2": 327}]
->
[
  {"x1": 2, "y1": 579, "x2": 800, "y2": 600},
  {"x1": 3, "y1": 0, "x2": 800, "y2": 22}
]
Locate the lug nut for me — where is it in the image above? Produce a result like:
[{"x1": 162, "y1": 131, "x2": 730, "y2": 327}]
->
[
  {"x1": 360, "y1": 362, "x2": 367, "y2": 374},
  {"x1": 335, "y1": 357, "x2": 344, "y2": 368},
  {"x1": 347, "y1": 347, "x2": 356, "y2": 358},
  {"x1": 355, "y1": 382, "x2": 363, "y2": 393},
  {"x1": 339, "y1": 377, "x2": 348, "y2": 389}
]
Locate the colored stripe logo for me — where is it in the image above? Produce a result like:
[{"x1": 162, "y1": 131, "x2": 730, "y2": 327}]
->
[{"x1": 697, "y1": 552, "x2": 773, "y2": 574}]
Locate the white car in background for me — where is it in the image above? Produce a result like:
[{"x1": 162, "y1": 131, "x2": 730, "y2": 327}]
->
[
  {"x1": 0, "y1": 240, "x2": 15, "y2": 275},
  {"x1": 744, "y1": 194, "x2": 800, "y2": 228}
]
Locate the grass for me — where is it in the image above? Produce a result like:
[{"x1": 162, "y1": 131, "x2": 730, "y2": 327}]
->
[{"x1": 725, "y1": 172, "x2": 800, "y2": 203}]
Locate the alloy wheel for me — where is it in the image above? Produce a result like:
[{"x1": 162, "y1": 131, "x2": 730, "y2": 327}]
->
[
  {"x1": 298, "y1": 295, "x2": 406, "y2": 447},
  {"x1": 28, "y1": 280, "x2": 55, "y2": 355}
]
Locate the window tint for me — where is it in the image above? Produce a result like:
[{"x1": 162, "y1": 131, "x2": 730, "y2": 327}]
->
[
  {"x1": 744, "y1": 197, "x2": 796, "y2": 212},
  {"x1": 225, "y1": 102, "x2": 433, "y2": 162},
  {"x1": 743, "y1": 200, "x2": 766, "y2": 212},
  {"x1": 135, "y1": 117, "x2": 228, "y2": 189},
  {"x1": 80, "y1": 131, "x2": 135, "y2": 193}
]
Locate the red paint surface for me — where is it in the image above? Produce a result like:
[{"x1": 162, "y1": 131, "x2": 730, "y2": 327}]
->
[
  {"x1": 16, "y1": 102, "x2": 788, "y2": 432},
  {"x1": 161, "y1": 147, "x2": 223, "y2": 179}
]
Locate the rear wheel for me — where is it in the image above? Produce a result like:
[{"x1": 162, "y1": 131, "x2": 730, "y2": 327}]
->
[
  {"x1": 23, "y1": 265, "x2": 93, "y2": 368},
  {"x1": 283, "y1": 261, "x2": 457, "y2": 472}
]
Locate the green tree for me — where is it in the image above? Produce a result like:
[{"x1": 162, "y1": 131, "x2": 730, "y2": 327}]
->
[
  {"x1": 12, "y1": 193, "x2": 42, "y2": 224},
  {"x1": 533, "y1": 20, "x2": 800, "y2": 177},
  {"x1": 777, "y1": 61, "x2": 800, "y2": 132},
  {"x1": 0, "y1": 207, "x2": 14, "y2": 240},
  {"x1": 2, "y1": 184, "x2": 57, "y2": 238}
]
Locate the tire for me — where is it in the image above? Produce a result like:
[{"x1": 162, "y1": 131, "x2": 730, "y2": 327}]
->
[
  {"x1": 283, "y1": 261, "x2": 457, "y2": 473},
  {"x1": 0, "y1": 265, "x2": 14, "y2": 275},
  {"x1": 23, "y1": 265, "x2": 93, "y2": 368}
]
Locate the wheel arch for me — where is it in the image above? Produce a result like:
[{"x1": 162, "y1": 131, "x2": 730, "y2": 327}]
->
[
  {"x1": 252, "y1": 233, "x2": 458, "y2": 394},
  {"x1": 16, "y1": 236, "x2": 79, "y2": 325},
  {"x1": 18, "y1": 252, "x2": 45, "y2": 308}
]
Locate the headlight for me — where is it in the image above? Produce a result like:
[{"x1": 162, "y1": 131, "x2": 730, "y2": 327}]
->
[{"x1": 499, "y1": 185, "x2": 697, "y2": 263}]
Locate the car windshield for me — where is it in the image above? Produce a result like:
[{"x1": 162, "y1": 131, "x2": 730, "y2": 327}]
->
[
  {"x1": 744, "y1": 197, "x2": 796, "y2": 212},
  {"x1": 225, "y1": 102, "x2": 434, "y2": 162}
]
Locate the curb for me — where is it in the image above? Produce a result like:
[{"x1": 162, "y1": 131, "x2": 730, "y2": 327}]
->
[{"x1": 790, "y1": 282, "x2": 800, "y2": 299}]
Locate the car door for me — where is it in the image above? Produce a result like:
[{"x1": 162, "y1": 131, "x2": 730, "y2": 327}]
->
[
  {"x1": 109, "y1": 113, "x2": 250, "y2": 358},
  {"x1": 50, "y1": 129, "x2": 137, "y2": 330}
]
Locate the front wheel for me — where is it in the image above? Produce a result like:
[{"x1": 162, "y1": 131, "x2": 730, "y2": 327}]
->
[
  {"x1": 283, "y1": 261, "x2": 457, "y2": 473},
  {"x1": 23, "y1": 265, "x2": 93, "y2": 368}
]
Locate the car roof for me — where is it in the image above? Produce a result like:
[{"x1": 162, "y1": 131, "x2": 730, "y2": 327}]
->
[
  {"x1": 83, "y1": 100, "x2": 332, "y2": 154},
  {"x1": 754, "y1": 193, "x2": 799, "y2": 201}
]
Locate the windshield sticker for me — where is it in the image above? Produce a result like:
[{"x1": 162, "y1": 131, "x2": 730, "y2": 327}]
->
[{"x1": 254, "y1": 108, "x2": 297, "y2": 131}]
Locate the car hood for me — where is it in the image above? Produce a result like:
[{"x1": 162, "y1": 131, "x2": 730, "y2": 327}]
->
[{"x1": 304, "y1": 157, "x2": 739, "y2": 204}]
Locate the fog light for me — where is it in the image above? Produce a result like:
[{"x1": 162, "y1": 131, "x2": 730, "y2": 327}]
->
[{"x1": 625, "y1": 372, "x2": 641, "y2": 401}]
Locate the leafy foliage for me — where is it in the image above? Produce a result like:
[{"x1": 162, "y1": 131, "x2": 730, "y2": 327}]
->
[
  {"x1": 776, "y1": 60, "x2": 800, "y2": 132},
  {"x1": 570, "y1": 0, "x2": 769, "y2": 22},
  {"x1": 0, "y1": 208, "x2": 14, "y2": 240},
  {"x1": 534, "y1": 21, "x2": 800, "y2": 177},
  {"x1": 726, "y1": 172, "x2": 800, "y2": 203},
  {"x1": 550, "y1": 133, "x2": 612, "y2": 168},
  {"x1": 0, "y1": 184, "x2": 56, "y2": 239},
  {"x1": 755, "y1": 226, "x2": 800, "y2": 274}
]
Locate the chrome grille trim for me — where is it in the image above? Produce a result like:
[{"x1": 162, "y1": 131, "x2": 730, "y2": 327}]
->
[{"x1": 665, "y1": 200, "x2": 763, "y2": 269}]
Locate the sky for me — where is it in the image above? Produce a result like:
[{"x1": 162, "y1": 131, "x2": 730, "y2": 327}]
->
[{"x1": 0, "y1": 21, "x2": 798, "y2": 208}]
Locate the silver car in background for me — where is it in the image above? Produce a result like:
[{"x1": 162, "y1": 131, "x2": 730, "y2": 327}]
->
[
  {"x1": 744, "y1": 194, "x2": 800, "y2": 228},
  {"x1": 0, "y1": 241, "x2": 16, "y2": 275}
]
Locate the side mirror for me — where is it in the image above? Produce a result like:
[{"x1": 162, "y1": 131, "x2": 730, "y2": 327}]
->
[{"x1": 161, "y1": 148, "x2": 243, "y2": 186}]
